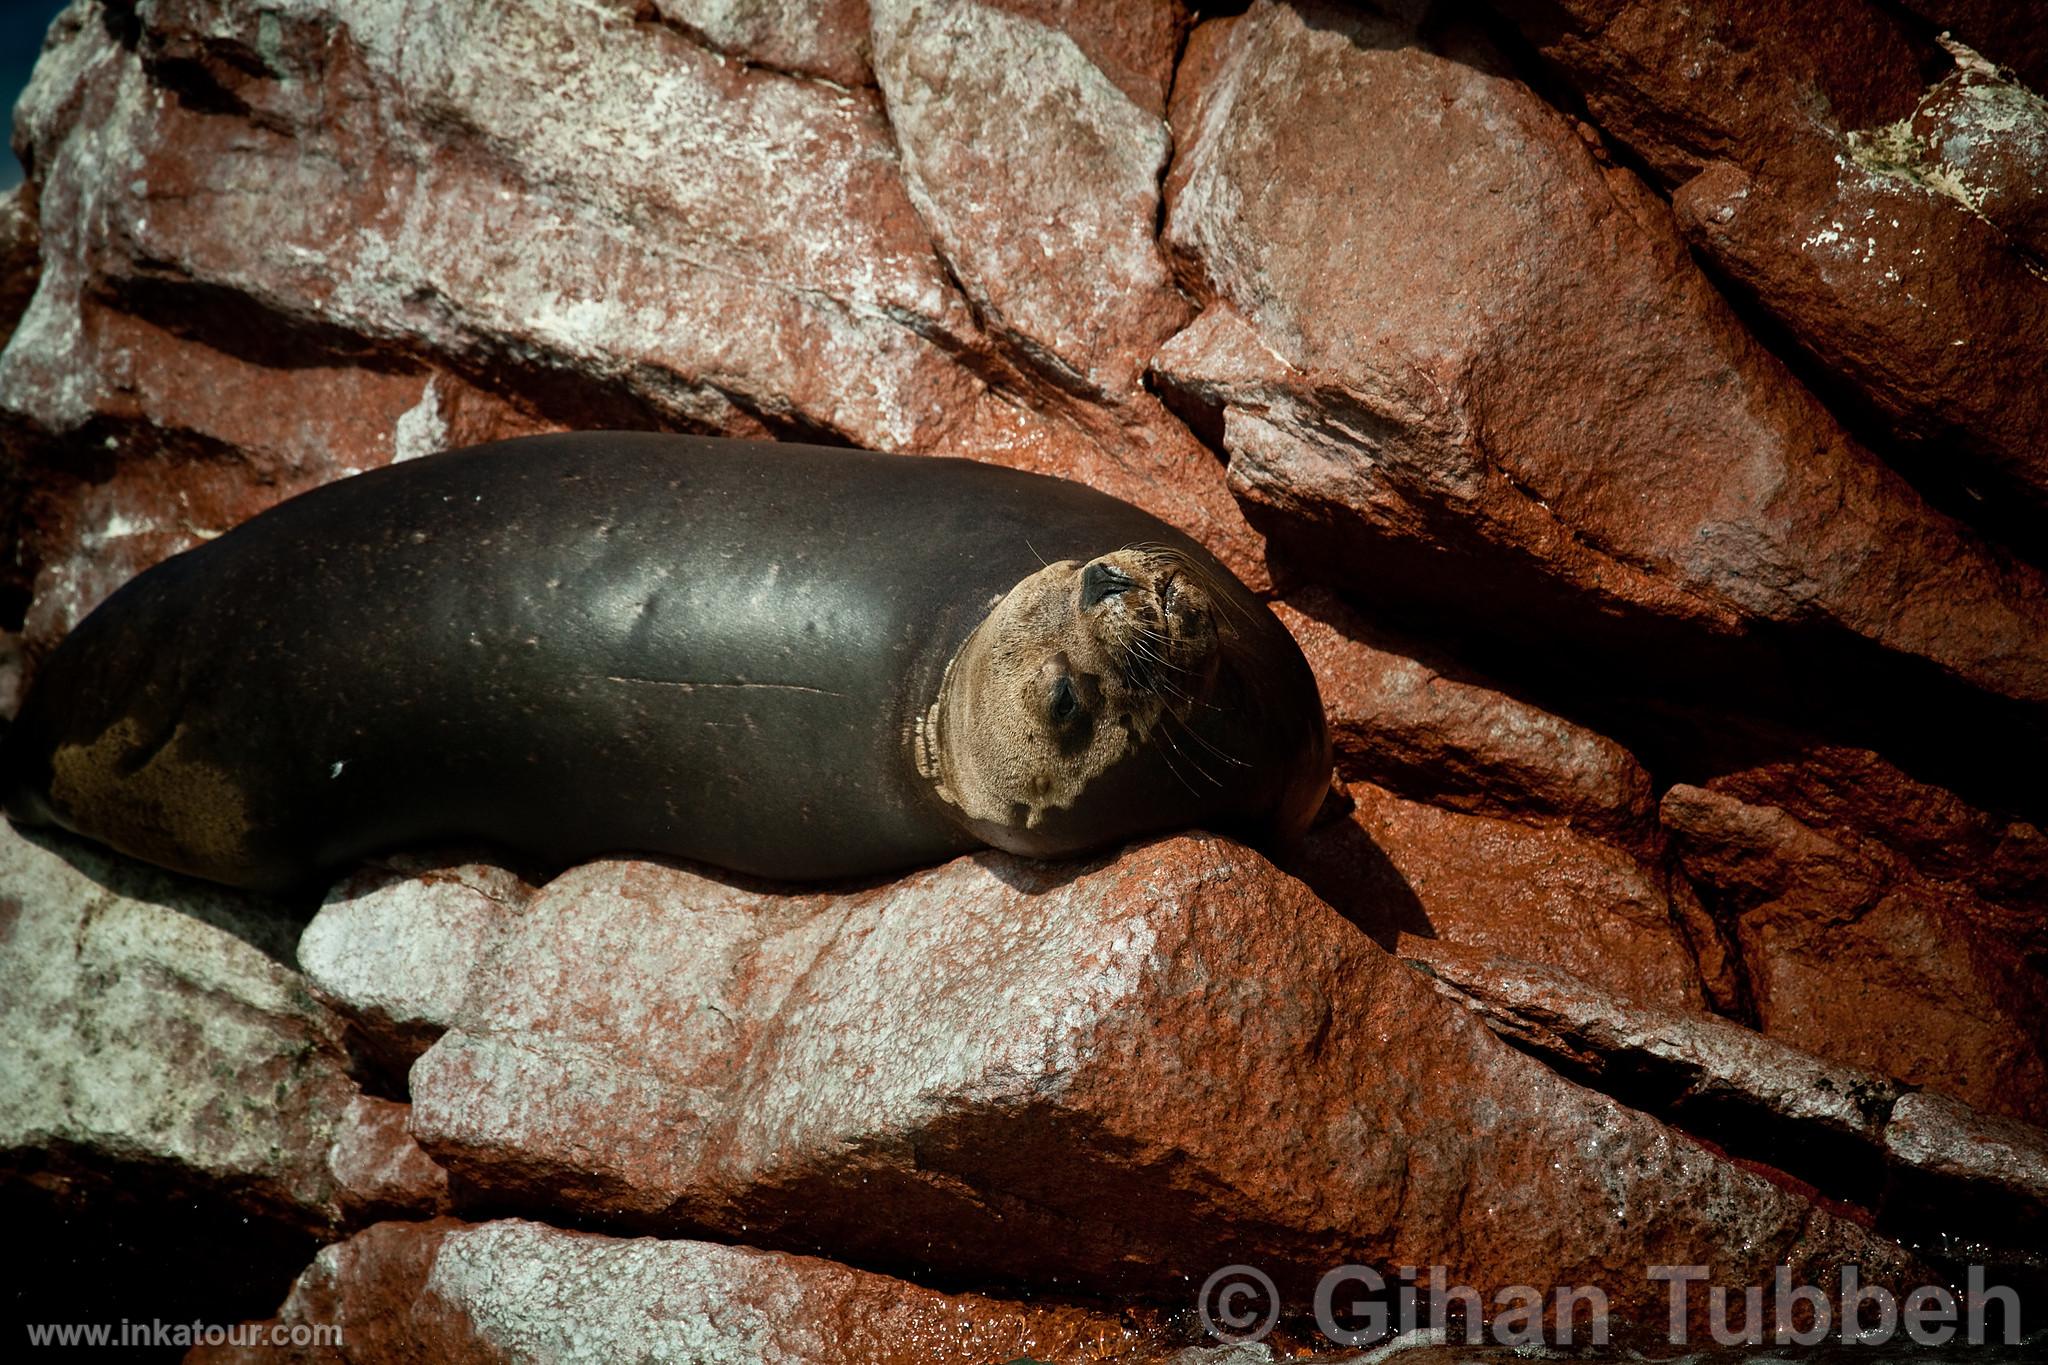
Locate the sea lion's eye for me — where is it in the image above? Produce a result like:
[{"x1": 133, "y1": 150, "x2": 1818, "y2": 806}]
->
[{"x1": 1049, "y1": 675, "x2": 1080, "y2": 724}]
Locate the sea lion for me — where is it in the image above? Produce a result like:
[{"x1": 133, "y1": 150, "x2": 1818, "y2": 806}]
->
[{"x1": 0, "y1": 433, "x2": 1330, "y2": 891}]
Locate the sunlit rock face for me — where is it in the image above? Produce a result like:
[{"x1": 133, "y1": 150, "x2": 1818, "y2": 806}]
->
[{"x1": 3, "y1": 0, "x2": 2043, "y2": 1354}]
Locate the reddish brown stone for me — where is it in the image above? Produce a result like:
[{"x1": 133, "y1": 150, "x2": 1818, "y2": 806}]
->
[
  {"x1": 1411, "y1": 943, "x2": 1899, "y2": 1176},
  {"x1": 1493, "y1": 0, "x2": 1931, "y2": 186},
  {"x1": 1888, "y1": 0, "x2": 2048, "y2": 102},
  {"x1": 0, "y1": 820, "x2": 446, "y2": 1232},
  {"x1": 301, "y1": 858, "x2": 537, "y2": 1084},
  {"x1": 1883, "y1": 1090, "x2": 2048, "y2": 1239},
  {"x1": 326, "y1": 1096, "x2": 452, "y2": 1225},
  {"x1": 639, "y1": 0, "x2": 874, "y2": 87},
  {"x1": 1672, "y1": 147, "x2": 2048, "y2": 524},
  {"x1": 1662, "y1": 783, "x2": 2048, "y2": 1124},
  {"x1": 1156, "y1": 2, "x2": 2048, "y2": 712},
  {"x1": 293, "y1": 836, "x2": 1918, "y2": 1330},
  {"x1": 9, "y1": 309, "x2": 546, "y2": 657},
  {"x1": 1294, "y1": 781, "x2": 1702, "y2": 1012},
  {"x1": 1417, "y1": 944, "x2": 2048, "y2": 1249},
  {"x1": 1703, "y1": 745, "x2": 2048, "y2": 925},
  {"x1": 1908, "y1": 49, "x2": 2048, "y2": 260},
  {"x1": 978, "y1": 0, "x2": 1189, "y2": 117},
  {"x1": 871, "y1": 0, "x2": 1192, "y2": 399},
  {"x1": 1497, "y1": 0, "x2": 2048, "y2": 531},
  {"x1": 1273, "y1": 588, "x2": 1655, "y2": 846},
  {"x1": 188, "y1": 1218, "x2": 1184, "y2": 1364},
  {"x1": 2, "y1": 0, "x2": 1264, "y2": 661},
  {"x1": 0, "y1": 0, "x2": 2035, "y2": 1342},
  {"x1": 0, "y1": 183, "x2": 38, "y2": 352}
]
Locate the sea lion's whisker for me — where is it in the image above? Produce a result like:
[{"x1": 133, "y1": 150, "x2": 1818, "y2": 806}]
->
[
  {"x1": 1148, "y1": 717, "x2": 1210, "y2": 793},
  {"x1": 1137, "y1": 708, "x2": 1197, "y2": 792},
  {"x1": 1158, "y1": 718, "x2": 1223, "y2": 788},
  {"x1": 1121, "y1": 639, "x2": 1197, "y2": 706},
  {"x1": 1165, "y1": 706, "x2": 1253, "y2": 768}
]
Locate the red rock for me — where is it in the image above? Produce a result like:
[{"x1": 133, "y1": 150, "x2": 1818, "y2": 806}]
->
[
  {"x1": 1493, "y1": 0, "x2": 1930, "y2": 187},
  {"x1": 326, "y1": 1096, "x2": 452, "y2": 1224},
  {"x1": 300, "y1": 858, "x2": 537, "y2": 1085},
  {"x1": 1907, "y1": 47, "x2": 2048, "y2": 260},
  {"x1": 1882, "y1": 1, "x2": 2048, "y2": 107},
  {"x1": 1421, "y1": 944, "x2": 2048, "y2": 1252},
  {"x1": 982, "y1": 0, "x2": 1188, "y2": 118},
  {"x1": 294, "y1": 836, "x2": 1921, "y2": 1331},
  {"x1": 1661, "y1": 783, "x2": 2048, "y2": 1124},
  {"x1": 871, "y1": 0, "x2": 1191, "y2": 398},
  {"x1": 187, "y1": 1218, "x2": 1180, "y2": 1364},
  {"x1": 1882, "y1": 1090, "x2": 2048, "y2": 1239},
  {"x1": 1497, "y1": 0, "x2": 2048, "y2": 532},
  {"x1": 1273, "y1": 588, "x2": 1655, "y2": 846},
  {"x1": 0, "y1": 183, "x2": 37, "y2": 352},
  {"x1": 1, "y1": 0, "x2": 1264, "y2": 659},
  {"x1": 1671, "y1": 145, "x2": 2048, "y2": 526},
  {"x1": 0, "y1": 819, "x2": 447, "y2": 1232},
  {"x1": 1293, "y1": 781, "x2": 1702, "y2": 1012},
  {"x1": 1155, "y1": 2, "x2": 2048, "y2": 712},
  {"x1": 1702, "y1": 745, "x2": 2048, "y2": 924},
  {"x1": 8, "y1": 313, "x2": 546, "y2": 659},
  {"x1": 639, "y1": 0, "x2": 874, "y2": 88},
  {"x1": 1410, "y1": 943, "x2": 1899, "y2": 1175}
]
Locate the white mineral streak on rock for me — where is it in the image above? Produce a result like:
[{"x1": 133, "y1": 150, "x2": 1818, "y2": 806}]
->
[
  {"x1": 0, "y1": 820, "x2": 349, "y2": 1217},
  {"x1": 871, "y1": 0, "x2": 1188, "y2": 396},
  {"x1": 0, "y1": 10, "x2": 145, "y2": 431},
  {"x1": 391, "y1": 376, "x2": 448, "y2": 462}
]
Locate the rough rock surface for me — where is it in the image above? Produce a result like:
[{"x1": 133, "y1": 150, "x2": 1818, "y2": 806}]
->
[
  {"x1": 1, "y1": 0, "x2": 1260, "y2": 667},
  {"x1": 1883, "y1": 1090, "x2": 2048, "y2": 1239},
  {"x1": 1663, "y1": 781, "x2": 2048, "y2": 1124},
  {"x1": 189, "y1": 1218, "x2": 1206, "y2": 1365},
  {"x1": 2, "y1": 0, "x2": 2043, "y2": 1351},
  {"x1": 1415, "y1": 944, "x2": 1898, "y2": 1147},
  {"x1": 1273, "y1": 589, "x2": 1655, "y2": 846},
  {"x1": 1896, "y1": 1, "x2": 2048, "y2": 95},
  {"x1": 1293, "y1": 781, "x2": 1703, "y2": 1013},
  {"x1": 0, "y1": 820, "x2": 447, "y2": 1328},
  {"x1": 295, "y1": 835, "x2": 1919, "y2": 1335},
  {"x1": 1499, "y1": 0, "x2": 2048, "y2": 537},
  {"x1": 870, "y1": 0, "x2": 1190, "y2": 398},
  {"x1": 300, "y1": 858, "x2": 536, "y2": 1086},
  {"x1": 0, "y1": 820, "x2": 444, "y2": 1228},
  {"x1": 1415, "y1": 943, "x2": 2048, "y2": 1256},
  {"x1": 1157, "y1": 2, "x2": 2048, "y2": 720}
]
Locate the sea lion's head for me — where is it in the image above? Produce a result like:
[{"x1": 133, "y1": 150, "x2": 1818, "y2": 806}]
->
[{"x1": 918, "y1": 545, "x2": 1252, "y2": 856}]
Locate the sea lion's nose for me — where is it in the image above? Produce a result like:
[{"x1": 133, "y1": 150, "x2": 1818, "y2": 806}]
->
[{"x1": 1081, "y1": 561, "x2": 1135, "y2": 609}]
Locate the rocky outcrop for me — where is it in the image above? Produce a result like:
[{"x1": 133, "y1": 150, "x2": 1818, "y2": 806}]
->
[
  {"x1": 1410, "y1": 944, "x2": 2048, "y2": 1249},
  {"x1": 1156, "y1": 2, "x2": 2048, "y2": 728},
  {"x1": 0, "y1": 0, "x2": 1260, "y2": 669},
  {"x1": 1497, "y1": 0, "x2": 2048, "y2": 544},
  {"x1": 1663, "y1": 773, "x2": 2048, "y2": 1124},
  {"x1": 1273, "y1": 590, "x2": 1656, "y2": 847},
  {"x1": 0, "y1": 821, "x2": 447, "y2": 1328},
  {"x1": 188, "y1": 1219, "x2": 1197, "y2": 1365},
  {"x1": 1296, "y1": 780, "x2": 1705, "y2": 1012},
  {"x1": 296, "y1": 836, "x2": 1920, "y2": 1337},
  {"x1": 2, "y1": 0, "x2": 2043, "y2": 1354}
]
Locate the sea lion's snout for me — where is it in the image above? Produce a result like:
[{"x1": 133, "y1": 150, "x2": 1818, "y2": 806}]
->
[
  {"x1": 1080, "y1": 560, "x2": 1134, "y2": 609},
  {"x1": 924, "y1": 546, "x2": 1244, "y2": 837},
  {"x1": 1076, "y1": 549, "x2": 1221, "y2": 693}
]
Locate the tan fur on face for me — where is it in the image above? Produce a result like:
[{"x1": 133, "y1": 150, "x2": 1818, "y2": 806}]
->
[{"x1": 920, "y1": 548, "x2": 1222, "y2": 842}]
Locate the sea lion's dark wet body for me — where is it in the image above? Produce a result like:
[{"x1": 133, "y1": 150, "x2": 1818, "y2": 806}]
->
[{"x1": 0, "y1": 434, "x2": 1329, "y2": 891}]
